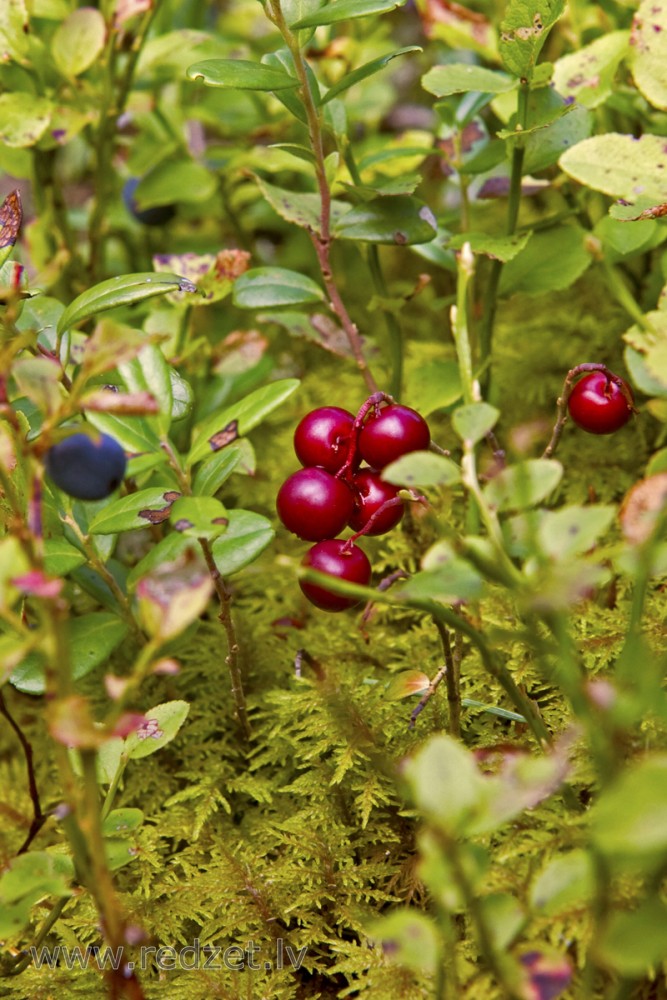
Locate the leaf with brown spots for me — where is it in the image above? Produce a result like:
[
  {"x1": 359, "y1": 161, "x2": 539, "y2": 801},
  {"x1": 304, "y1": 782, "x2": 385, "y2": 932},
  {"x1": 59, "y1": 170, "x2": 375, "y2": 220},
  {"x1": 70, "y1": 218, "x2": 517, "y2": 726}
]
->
[{"x1": 209, "y1": 419, "x2": 239, "y2": 452}]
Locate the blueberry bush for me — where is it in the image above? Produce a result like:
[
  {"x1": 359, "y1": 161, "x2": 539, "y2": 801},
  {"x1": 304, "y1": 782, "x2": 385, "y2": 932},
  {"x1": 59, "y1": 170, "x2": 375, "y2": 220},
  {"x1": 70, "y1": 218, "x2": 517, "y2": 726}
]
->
[{"x1": 1, "y1": 1, "x2": 667, "y2": 998}]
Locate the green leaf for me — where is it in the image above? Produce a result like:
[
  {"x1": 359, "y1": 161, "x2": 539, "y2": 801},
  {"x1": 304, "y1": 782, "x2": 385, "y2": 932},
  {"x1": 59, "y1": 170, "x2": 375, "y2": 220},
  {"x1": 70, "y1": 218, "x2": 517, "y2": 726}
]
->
[
  {"x1": 499, "y1": 225, "x2": 591, "y2": 295},
  {"x1": 484, "y1": 459, "x2": 563, "y2": 512},
  {"x1": 404, "y1": 734, "x2": 487, "y2": 834},
  {"x1": 461, "y1": 699, "x2": 526, "y2": 723},
  {"x1": 480, "y1": 894, "x2": 526, "y2": 950},
  {"x1": 0, "y1": 852, "x2": 71, "y2": 937},
  {"x1": 448, "y1": 231, "x2": 532, "y2": 263},
  {"x1": 52, "y1": 7, "x2": 106, "y2": 78},
  {"x1": 124, "y1": 700, "x2": 190, "y2": 760},
  {"x1": 537, "y1": 505, "x2": 615, "y2": 559},
  {"x1": 291, "y1": 0, "x2": 407, "y2": 28},
  {"x1": 623, "y1": 313, "x2": 667, "y2": 394},
  {"x1": 530, "y1": 850, "x2": 595, "y2": 916},
  {"x1": 96, "y1": 737, "x2": 124, "y2": 785},
  {"x1": 597, "y1": 898, "x2": 667, "y2": 976},
  {"x1": 422, "y1": 63, "x2": 514, "y2": 98},
  {"x1": 126, "y1": 533, "x2": 190, "y2": 591},
  {"x1": 132, "y1": 160, "x2": 217, "y2": 207},
  {"x1": 334, "y1": 196, "x2": 437, "y2": 245},
  {"x1": 169, "y1": 496, "x2": 228, "y2": 542},
  {"x1": 629, "y1": 1, "x2": 667, "y2": 111},
  {"x1": 382, "y1": 450, "x2": 461, "y2": 487},
  {"x1": 102, "y1": 808, "x2": 144, "y2": 838},
  {"x1": 10, "y1": 612, "x2": 128, "y2": 695},
  {"x1": 592, "y1": 755, "x2": 667, "y2": 860},
  {"x1": 210, "y1": 509, "x2": 274, "y2": 575},
  {"x1": 451, "y1": 402, "x2": 499, "y2": 444},
  {"x1": 81, "y1": 412, "x2": 161, "y2": 458},
  {"x1": 233, "y1": 267, "x2": 325, "y2": 308},
  {"x1": 186, "y1": 58, "x2": 299, "y2": 90},
  {"x1": 43, "y1": 536, "x2": 86, "y2": 576},
  {"x1": 367, "y1": 909, "x2": 440, "y2": 975},
  {"x1": 0, "y1": 92, "x2": 53, "y2": 148},
  {"x1": 170, "y1": 370, "x2": 193, "y2": 422},
  {"x1": 560, "y1": 134, "x2": 667, "y2": 204},
  {"x1": 57, "y1": 272, "x2": 198, "y2": 335},
  {"x1": 552, "y1": 31, "x2": 629, "y2": 109},
  {"x1": 403, "y1": 360, "x2": 462, "y2": 414},
  {"x1": 523, "y1": 104, "x2": 593, "y2": 174},
  {"x1": 253, "y1": 175, "x2": 347, "y2": 235},
  {"x1": 119, "y1": 344, "x2": 173, "y2": 436},
  {"x1": 499, "y1": 0, "x2": 566, "y2": 79},
  {"x1": 192, "y1": 444, "x2": 246, "y2": 496},
  {"x1": 0, "y1": 0, "x2": 30, "y2": 66},
  {"x1": 105, "y1": 838, "x2": 140, "y2": 870},
  {"x1": 89, "y1": 488, "x2": 182, "y2": 535},
  {"x1": 397, "y1": 542, "x2": 483, "y2": 602},
  {"x1": 188, "y1": 378, "x2": 300, "y2": 466},
  {"x1": 322, "y1": 46, "x2": 422, "y2": 104}
]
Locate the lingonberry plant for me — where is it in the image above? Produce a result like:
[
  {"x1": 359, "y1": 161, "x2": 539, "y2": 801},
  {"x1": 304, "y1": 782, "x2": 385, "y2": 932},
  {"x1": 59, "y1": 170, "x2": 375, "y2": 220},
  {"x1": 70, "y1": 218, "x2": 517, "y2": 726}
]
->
[{"x1": 2, "y1": 0, "x2": 667, "y2": 998}]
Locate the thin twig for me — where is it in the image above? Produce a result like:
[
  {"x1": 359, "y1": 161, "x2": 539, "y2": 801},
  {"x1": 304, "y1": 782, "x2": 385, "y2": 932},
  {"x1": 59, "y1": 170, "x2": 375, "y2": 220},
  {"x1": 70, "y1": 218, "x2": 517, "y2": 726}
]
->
[{"x1": 0, "y1": 688, "x2": 46, "y2": 854}]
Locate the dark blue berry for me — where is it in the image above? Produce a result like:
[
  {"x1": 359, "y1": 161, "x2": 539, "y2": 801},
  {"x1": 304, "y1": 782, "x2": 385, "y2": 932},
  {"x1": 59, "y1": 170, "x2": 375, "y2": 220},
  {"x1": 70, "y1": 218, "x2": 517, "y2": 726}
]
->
[
  {"x1": 45, "y1": 432, "x2": 127, "y2": 501},
  {"x1": 122, "y1": 177, "x2": 176, "y2": 227}
]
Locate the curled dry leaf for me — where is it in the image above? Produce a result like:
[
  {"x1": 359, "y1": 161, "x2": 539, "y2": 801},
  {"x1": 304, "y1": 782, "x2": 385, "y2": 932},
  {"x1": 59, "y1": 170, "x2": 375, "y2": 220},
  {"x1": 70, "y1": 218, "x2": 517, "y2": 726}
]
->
[{"x1": 619, "y1": 472, "x2": 667, "y2": 544}]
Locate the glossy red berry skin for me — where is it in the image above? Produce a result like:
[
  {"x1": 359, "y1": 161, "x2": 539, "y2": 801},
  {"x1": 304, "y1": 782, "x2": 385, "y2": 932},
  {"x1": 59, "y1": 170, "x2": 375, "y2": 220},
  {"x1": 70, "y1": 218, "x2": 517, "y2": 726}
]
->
[
  {"x1": 276, "y1": 468, "x2": 354, "y2": 541},
  {"x1": 567, "y1": 372, "x2": 634, "y2": 435},
  {"x1": 300, "y1": 539, "x2": 371, "y2": 612},
  {"x1": 349, "y1": 469, "x2": 404, "y2": 536},
  {"x1": 294, "y1": 406, "x2": 356, "y2": 474},
  {"x1": 358, "y1": 404, "x2": 430, "y2": 469}
]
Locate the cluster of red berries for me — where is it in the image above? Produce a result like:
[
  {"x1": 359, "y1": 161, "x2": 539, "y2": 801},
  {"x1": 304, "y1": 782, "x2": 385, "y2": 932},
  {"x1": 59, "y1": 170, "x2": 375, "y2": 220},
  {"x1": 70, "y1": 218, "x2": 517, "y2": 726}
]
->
[{"x1": 277, "y1": 397, "x2": 430, "y2": 612}]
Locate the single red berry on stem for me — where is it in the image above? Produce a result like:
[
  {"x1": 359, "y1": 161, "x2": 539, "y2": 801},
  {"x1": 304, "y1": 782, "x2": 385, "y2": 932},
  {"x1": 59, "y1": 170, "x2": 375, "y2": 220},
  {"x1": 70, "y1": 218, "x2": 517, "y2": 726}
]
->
[
  {"x1": 276, "y1": 468, "x2": 354, "y2": 541},
  {"x1": 567, "y1": 372, "x2": 634, "y2": 435},
  {"x1": 358, "y1": 404, "x2": 430, "y2": 469},
  {"x1": 294, "y1": 406, "x2": 356, "y2": 474},
  {"x1": 349, "y1": 469, "x2": 404, "y2": 536},
  {"x1": 300, "y1": 539, "x2": 371, "y2": 612}
]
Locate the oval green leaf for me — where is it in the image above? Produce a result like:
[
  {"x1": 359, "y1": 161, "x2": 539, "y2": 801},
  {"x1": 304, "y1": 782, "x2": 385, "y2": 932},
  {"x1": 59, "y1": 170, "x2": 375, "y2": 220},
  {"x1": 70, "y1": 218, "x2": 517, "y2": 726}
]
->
[
  {"x1": 422, "y1": 63, "x2": 514, "y2": 98},
  {"x1": 560, "y1": 133, "x2": 667, "y2": 204},
  {"x1": 10, "y1": 612, "x2": 129, "y2": 695},
  {"x1": 57, "y1": 272, "x2": 198, "y2": 335},
  {"x1": 89, "y1": 488, "x2": 182, "y2": 535},
  {"x1": 452, "y1": 402, "x2": 500, "y2": 444},
  {"x1": 186, "y1": 58, "x2": 299, "y2": 90},
  {"x1": 52, "y1": 7, "x2": 106, "y2": 78},
  {"x1": 233, "y1": 267, "x2": 325, "y2": 308},
  {"x1": 291, "y1": 0, "x2": 407, "y2": 28},
  {"x1": 382, "y1": 450, "x2": 461, "y2": 487},
  {"x1": 484, "y1": 459, "x2": 563, "y2": 512},
  {"x1": 124, "y1": 700, "x2": 190, "y2": 760},
  {"x1": 211, "y1": 509, "x2": 275, "y2": 575},
  {"x1": 322, "y1": 46, "x2": 422, "y2": 105},
  {"x1": 334, "y1": 196, "x2": 437, "y2": 245},
  {"x1": 188, "y1": 378, "x2": 299, "y2": 466}
]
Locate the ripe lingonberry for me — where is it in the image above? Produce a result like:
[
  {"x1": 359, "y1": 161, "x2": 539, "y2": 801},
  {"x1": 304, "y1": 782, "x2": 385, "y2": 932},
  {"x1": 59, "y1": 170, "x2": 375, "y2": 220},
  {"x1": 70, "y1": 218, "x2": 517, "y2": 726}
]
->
[
  {"x1": 45, "y1": 432, "x2": 127, "y2": 501},
  {"x1": 568, "y1": 372, "x2": 634, "y2": 435},
  {"x1": 358, "y1": 403, "x2": 430, "y2": 469},
  {"x1": 300, "y1": 539, "x2": 371, "y2": 611},
  {"x1": 294, "y1": 406, "x2": 355, "y2": 474},
  {"x1": 276, "y1": 468, "x2": 354, "y2": 541},
  {"x1": 349, "y1": 469, "x2": 404, "y2": 536}
]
